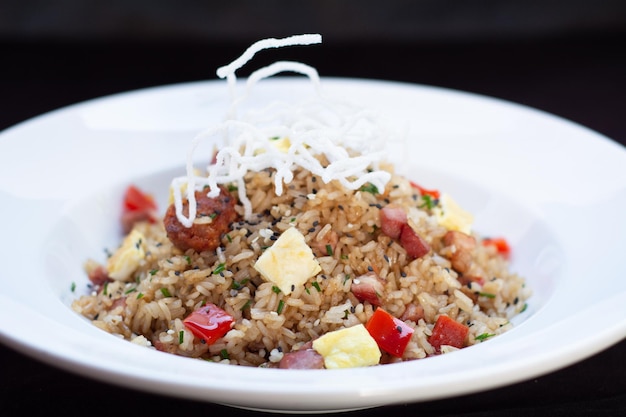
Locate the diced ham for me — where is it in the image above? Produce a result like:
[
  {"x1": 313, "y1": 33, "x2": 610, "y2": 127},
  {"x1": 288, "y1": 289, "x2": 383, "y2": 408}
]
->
[
  {"x1": 121, "y1": 208, "x2": 159, "y2": 235},
  {"x1": 443, "y1": 231, "x2": 476, "y2": 274},
  {"x1": 400, "y1": 303, "x2": 425, "y2": 322},
  {"x1": 380, "y1": 204, "x2": 407, "y2": 239},
  {"x1": 314, "y1": 229, "x2": 339, "y2": 257},
  {"x1": 443, "y1": 231, "x2": 476, "y2": 252},
  {"x1": 87, "y1": 265, "x2": 112, "y2": 290},
  {"x1": 399, "y1": 224, "x2": 430, "y2": 259},
  {"x1": 279, "y1": 348, "x2": 325, "y2": 369},
  {"x1": 351, "y1": 273, "x2": 385, "y2": 306}
]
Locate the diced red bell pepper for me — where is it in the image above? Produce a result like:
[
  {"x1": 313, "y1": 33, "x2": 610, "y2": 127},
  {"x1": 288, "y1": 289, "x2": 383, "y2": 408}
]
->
[
  {"x1": 365, "y1": 308, "x2": 414, "y2": 357},
  {"x1": 409, "y1": 181, "x2": 440, "y2": 199},
  {"x1": 183, "y1": 303, "x2": 234, "y2": 345},
  {"x1": 123, "y1": 185, "x2": 157, "y2": 212},
  {"x1": 429, "y1": 315, "x2": 469, "y2": 352},
  {"x1": 482, "y1": 237, "x2": 511, "y2": 258}
]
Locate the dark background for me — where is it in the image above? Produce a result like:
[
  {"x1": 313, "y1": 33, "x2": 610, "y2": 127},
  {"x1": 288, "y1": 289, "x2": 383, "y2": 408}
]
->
[{"x1": 1, "y1": 1, "x2": 625, "y2": 416}]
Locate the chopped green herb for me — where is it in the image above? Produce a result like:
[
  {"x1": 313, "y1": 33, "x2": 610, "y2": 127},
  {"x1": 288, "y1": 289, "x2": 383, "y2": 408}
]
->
[
  {"x1": 241, "y1": 300, "x2": 252, "y2": 311},
  {"x1": 149, "y1": 269, "x2": 158, "y2": 276},
  {"x1": 290, "y1": 217, "x2": 296, "y2": 222},
  {"x1": 213, "y1": 263, "x2": 226, "y2": 275},
  {"x1": 520, "y1": 303, "x2": 528, "y2": 313},
  {"x1": 343, "y1": 309, "x2": 350, "y2": 319},
  {"x1": 305, "y1": 287, "x2": 311, "y2": 294},
  {"x1": 185, "y1": 255, "x2": 191, "y2": 265},
  {"x1": 359, "y1": 183, "x2": 379, "y2": 195},
  {"x1": 70, "y1": 282, "x2": 76, "y2": 292},
  {"x1": 178, "y1": 330, "x2": 184, "y2": 344},
  {"x1": 136, "y1": 292, "x2": 145, "y2": 299},
  {"x1": 343, "y1": 274, "x2": 351, "y2": 285},
  {"x1": 340, "y1": 254, "x2": 349, "y2": 260},
  {"x1": 227, "y1": 184, "x2": 238, "y2": 192},
  {"x1": 209, "y1": 212, "x2": 218, "y2": 220},
  {"x1": 220, "y1": 349, "x2": 230, "y2": 360},
  {"x1": 479, "y1": 292, "x2": 496, "y2": 299},
  {"x1": 231, "y1": 278, "x2": 250, "y2": 290},
  {"x1": 325, "y1": 244, "x2": 333, "y2": 256},
  {"x1": 103, "y1": 282, "x2": 109, "y2": 296},
  {"x1": 272, "y1": 285, "x2": 281, "y2": 294},
  {"x1": 124, "y1": 287, "x2": 137, "y2": 294},
  {"x1": 475, "y1": 333, "x2": 495, "y2": 342},
  {"x1": 160, "y1": 288, "x2": 172, "y2": 298},
  {"x1": 277, "y1": 300, "x2": 285, "y2": 314},
  {"x1": 419, "y1": 195, "x2": 435, "y2": 210},
  {"x1": 226, "y1": 234, "x2": 232, "y2": 243},
  {"x1": 311, "y1": 281, "x2": 321, "y2": 292}
]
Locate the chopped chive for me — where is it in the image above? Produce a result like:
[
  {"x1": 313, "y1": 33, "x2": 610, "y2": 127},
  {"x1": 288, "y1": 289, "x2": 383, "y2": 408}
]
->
[
  {"x1": 343, "y1": 309, "x2": 350, "y2": 319},
  {"x1": 226, "y1": 234, "x2": 232, "y2": 243},
  {"x1": 213, "y1": 263, "x2": 226, "y2": 275},
  {"x1": 305, "y1": 287, "x2": 311, "y2": 294},
  {"x1": 185, "y1": 255, "x2": 191, "y2": 265},
  {"x1": 103, "y1": 282, "x2": 109, "y2": 296},
  {"x1": 160, "y1": 288, "x2": 172, "y2": 297},
  {"x1": 178, "y1": 330, "x2": 184, "y2": 344},
  {"x1": 272, "y1": 285, "x2": 281, "y2": 294},
  {"x1": 227, "y1": 184, "x2": 238, "y2": 192},
  {"x1": 311, "y1": 281, "x2": 321, "y2": 292},
  {"x1": 277, "y1": 300, "x2": 285, "y2": 314},
  {"x1": 475, "y1": 333, "x2": 495, "y2": 342},
  {"x1": 136, "y1": 292, "x2": 144, "y2": 299},
  {"x1": 419, "y1": 195, "x2": 437, "y2": 210},
  {"x1": 325, "y1": 244, "x2": 333, "y2": 256},
  {"x1": 149, "y1": 269, "x2": 158, "y2": 275},
  {"x1": 241, "y1": 300, "x2": 251, "y2": 311},
  {"x1": 70, "y1": 282, "x2": 76, "y2": 292},
  {"x1": 479, "y1": 292, "x2": 496, "y2": 299},
  {"x1": 124, "y1": 287, "x2": 137, "y2": 294},
  {"x1": 220, "y1": 349, "x2": 230, "y2": 359},
  {"x1": 340, "y1": 254, "x2": 349, "y2": 260},
  {"x1": 359, "y1": 183, "x2": 379, "y2": 195},
  {"x1": 231, "y1": 278, "x2": 250, "y2": 290},
  {"x1": 209, "y1": 212, "x2": 218, "y2": 219}
]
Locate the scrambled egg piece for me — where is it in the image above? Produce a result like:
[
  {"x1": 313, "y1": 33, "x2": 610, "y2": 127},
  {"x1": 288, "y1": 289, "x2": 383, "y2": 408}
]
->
[
  {"x1": 434, "y1": 193, "x2": 474, "y2": 234},
  {"x1": 312, "y1": 324, "x2": 381, "y2": 369},
  {"x1": 270, "y1": 136, "x2": 292, "y2": 153},
  {"x1": 106, "y1": 229, "x2": 147, "y2": 281},
  {"x1": 253, "y1": 226, "x2": 321, "y2": 295}
]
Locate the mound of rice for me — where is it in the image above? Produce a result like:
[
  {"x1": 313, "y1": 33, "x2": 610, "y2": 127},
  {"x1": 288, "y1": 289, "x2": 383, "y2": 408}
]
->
[
  {"x1": 72, "y1": 156, "x2": 530, "y2": 367},
  {"x1": 72, "y1": 34, "x2": 531, "y2": 368}
]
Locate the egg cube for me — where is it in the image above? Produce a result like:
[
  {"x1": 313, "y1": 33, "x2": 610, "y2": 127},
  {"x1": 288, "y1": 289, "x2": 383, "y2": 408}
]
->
[
  {"x1": 106, "y1": 229, "x2": 147, "y2": 281},
  {"x1": 312, "y1": 324, "x2": 381, "y2": 369},
  {"x1": 434, "y1": 193, "x2": 474, "y2": 234},
  {"x1": 253, "y1": 226, "x2": 321, "y2": 295}
]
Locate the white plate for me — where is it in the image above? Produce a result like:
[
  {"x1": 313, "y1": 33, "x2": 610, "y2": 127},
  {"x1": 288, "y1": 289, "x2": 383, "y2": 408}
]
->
[{"x1": 1, "y1": 77, "x2": 625, "y2": 413}]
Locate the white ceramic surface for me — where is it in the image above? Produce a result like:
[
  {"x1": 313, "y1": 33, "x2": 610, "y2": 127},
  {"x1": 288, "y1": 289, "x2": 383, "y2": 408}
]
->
[{"x1": 1, "y1": 78, "x2": 625, "y2": 413}]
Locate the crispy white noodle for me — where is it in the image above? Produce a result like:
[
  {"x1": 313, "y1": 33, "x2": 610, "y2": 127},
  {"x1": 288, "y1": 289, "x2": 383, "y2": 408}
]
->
[{"x1": 171, "y1": 34, "x2": 398, "y2": 227}]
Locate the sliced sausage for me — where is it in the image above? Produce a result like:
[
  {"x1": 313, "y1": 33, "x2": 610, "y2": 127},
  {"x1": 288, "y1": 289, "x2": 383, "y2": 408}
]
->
[{"x1": 164, "y1": 186, "x2": 239, "y2": 252}]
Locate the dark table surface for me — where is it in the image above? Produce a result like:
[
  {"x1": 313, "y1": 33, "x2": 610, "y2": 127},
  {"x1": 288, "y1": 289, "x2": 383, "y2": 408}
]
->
[{"x1": 1, "y1": 34, "x2": 625, "y2": 416}]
